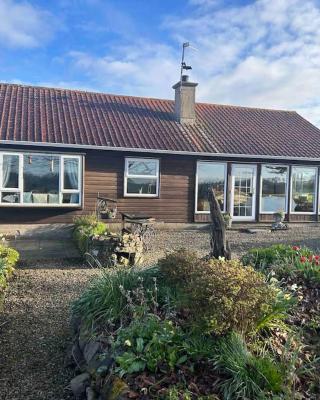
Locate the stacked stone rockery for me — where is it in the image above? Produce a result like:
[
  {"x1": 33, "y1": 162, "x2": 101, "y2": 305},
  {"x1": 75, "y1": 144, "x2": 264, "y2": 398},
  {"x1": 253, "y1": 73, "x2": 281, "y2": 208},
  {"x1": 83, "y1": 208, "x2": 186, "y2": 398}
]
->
[{"x1": 91, "y1": 231, "x2": 143, "y2": 267}]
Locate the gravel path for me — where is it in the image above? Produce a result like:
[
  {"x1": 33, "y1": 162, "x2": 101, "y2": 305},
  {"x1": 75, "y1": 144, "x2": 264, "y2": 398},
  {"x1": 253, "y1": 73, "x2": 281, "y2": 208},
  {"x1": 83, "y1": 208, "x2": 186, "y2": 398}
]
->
[
  {"x1": 1, "y1": 224, "x2": 320, "y2": 399},
  {"x1": 0, "y1": 260, "x2": 99, "y2": 400},
  {"x1": 143, "y1": 223, "x2": 320, "y2": 265}
]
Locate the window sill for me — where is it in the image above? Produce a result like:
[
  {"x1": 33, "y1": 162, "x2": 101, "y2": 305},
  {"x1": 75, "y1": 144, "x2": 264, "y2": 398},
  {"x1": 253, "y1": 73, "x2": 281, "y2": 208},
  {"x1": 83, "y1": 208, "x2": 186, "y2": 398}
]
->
[
  {"x1": 0, "y1": 203, "x2": 82, "y2": 209},
  {"x1": 289, "y1": 211, "x2": 316, "y2": 215},
  {"x1": 123, "y1": 194, "x2": 159, "y2": 198}
]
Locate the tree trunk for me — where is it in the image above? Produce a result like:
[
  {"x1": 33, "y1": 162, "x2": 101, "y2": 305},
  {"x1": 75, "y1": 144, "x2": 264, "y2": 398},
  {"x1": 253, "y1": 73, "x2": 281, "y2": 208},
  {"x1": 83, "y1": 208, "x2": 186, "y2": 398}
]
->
[{"x1": 208, "y1": 188, "x2": 231, "y2": 260}]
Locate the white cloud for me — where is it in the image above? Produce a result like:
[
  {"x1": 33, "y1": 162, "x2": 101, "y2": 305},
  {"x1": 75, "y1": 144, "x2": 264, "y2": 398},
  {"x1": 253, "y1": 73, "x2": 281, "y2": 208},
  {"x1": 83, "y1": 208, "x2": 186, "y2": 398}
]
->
[
  {"x1": 68, "y1": 43, "x2": 178, "y2": 98},
  {"x1": 0, "y1": 0, "x2": 55, "y2": 47},
  {"x1": 69, "y1": 0, "x2": 320, "y2": 126}
]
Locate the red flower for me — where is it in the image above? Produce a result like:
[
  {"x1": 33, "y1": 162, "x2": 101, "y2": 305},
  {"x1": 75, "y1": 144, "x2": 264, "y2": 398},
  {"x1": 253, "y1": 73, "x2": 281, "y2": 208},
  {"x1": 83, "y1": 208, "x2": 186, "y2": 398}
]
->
[
  {"x1": 300, "y1": 256, "x2": 307, "y2": 263},
  {"x1": 315, "y1": 260, "x2": 320, "y2": 266},
  {"x1": 314, "y1": 255, "x2": 320, "y2": 261},
  {"x1": 292, "y1": 246, "x2": 300, "y2": 251}
]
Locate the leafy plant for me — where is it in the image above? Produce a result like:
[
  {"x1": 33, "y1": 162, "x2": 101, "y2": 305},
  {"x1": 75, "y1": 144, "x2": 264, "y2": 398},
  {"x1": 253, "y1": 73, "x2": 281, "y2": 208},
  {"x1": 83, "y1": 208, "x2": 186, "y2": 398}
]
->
[
  {"x1": 164, "y1": 387, "x2": 193, "y2": 400},
  {"x1": 0, "y1": 244, "x2": 19, "y2": 310},
  {"x1": 72, "y1": 266, "x2": 175, "y2": 330},
  {"x1": 242, "y1": 245, "x2": 320, "y2": 285},
  {"x1": 158, "y1": 248, "x2": 200, "y2": 286},
  {"x1": 73, "y1": 214, "x2": 109, "y2": 254},
  {"x1": 73, "y1": 213, "x2": 101, "y2": 227},
  {"x1": 213, "y1": 332, "x2": 284, "y2": 399},
  {"x1": 115, "y1": 315, "x2": 188, "y2": 376},
  {"x1": 159, "y1": 250, "x2": 279, "y2": 335}
]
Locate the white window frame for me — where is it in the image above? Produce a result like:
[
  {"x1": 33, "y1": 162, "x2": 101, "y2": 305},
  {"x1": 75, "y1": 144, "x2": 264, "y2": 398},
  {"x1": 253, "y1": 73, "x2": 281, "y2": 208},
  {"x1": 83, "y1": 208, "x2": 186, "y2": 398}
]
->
[
  {"x1": 0, "y1": 153, "x2": 23, "y2": 203},
  {"x1": 290, "y1": 165, "x2": 318, "y2": 215},
  {"x1": 195, "y1": 161, "x2": 227, "y2": 214},
  {"x1": 124, "y1": 157, "x2": 160, "y2": 198},
  {"x1": 259, "y1": 164, "x2": 289, "y2": 214},
  {"x1": 0, "y1": 151, "x2": 83, "y2": 207}
]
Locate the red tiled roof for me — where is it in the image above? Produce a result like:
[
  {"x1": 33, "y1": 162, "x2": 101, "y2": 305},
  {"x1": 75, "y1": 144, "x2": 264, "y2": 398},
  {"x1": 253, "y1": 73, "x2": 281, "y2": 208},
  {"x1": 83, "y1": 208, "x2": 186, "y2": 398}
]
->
[{"x1": 0, "y1": 82, "x2": 320, "y2": 159}]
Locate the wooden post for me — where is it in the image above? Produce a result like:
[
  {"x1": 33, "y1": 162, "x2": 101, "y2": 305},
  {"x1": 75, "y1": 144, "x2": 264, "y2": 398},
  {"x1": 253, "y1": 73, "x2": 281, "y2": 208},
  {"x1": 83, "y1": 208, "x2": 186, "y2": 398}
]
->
[{"x1": 208, "y1": 188, "x2": 231, "y2": 260}]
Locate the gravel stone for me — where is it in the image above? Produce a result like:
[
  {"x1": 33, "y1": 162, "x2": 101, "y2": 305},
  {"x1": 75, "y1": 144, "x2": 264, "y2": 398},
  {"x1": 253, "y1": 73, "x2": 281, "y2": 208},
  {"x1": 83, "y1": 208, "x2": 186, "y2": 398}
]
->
[
  {"x1": 143, "y1": 223, "x2": 320, "y2": 265},
  {"x1": 0, "y1": 259, "x2": 99, "y2": 400}
]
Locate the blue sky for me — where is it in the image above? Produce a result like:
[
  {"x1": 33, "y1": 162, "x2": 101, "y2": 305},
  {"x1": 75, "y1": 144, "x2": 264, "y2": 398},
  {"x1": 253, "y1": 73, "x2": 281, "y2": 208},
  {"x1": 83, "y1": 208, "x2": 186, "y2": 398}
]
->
[{"x1": 1, "y1": 0, "x2": 320, "y2": 126}]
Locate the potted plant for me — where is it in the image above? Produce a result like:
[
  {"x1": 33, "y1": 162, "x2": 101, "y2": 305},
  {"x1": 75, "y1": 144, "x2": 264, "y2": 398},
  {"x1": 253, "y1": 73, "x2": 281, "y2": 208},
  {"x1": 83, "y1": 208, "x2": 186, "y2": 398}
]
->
[
  {"x1": 223, "y1": 213, "x2": 232, "y2": 229},
  {"x1": 100, "y1": 207, "x2": 117, "y2": 220},
  {"x1": 273, "y1": 210, "x2": 285, "y2": 223}
]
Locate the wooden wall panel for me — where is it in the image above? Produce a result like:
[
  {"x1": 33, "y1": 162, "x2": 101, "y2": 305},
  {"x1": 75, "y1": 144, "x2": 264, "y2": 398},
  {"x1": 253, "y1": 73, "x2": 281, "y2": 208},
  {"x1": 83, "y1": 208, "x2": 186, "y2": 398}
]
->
[
  {"x1": 0, "y1": 150, "x2": 196, "y2": 224},
  {"x1": 0, "y1": 144, "x2": 320, "y2": 225}
]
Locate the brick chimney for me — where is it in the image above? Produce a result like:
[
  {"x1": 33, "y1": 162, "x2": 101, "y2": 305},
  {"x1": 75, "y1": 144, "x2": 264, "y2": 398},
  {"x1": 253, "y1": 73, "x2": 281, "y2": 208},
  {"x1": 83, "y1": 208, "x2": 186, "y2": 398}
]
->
[{"x1": 172, "y1": 75, "x2": 198, "y2": 125}]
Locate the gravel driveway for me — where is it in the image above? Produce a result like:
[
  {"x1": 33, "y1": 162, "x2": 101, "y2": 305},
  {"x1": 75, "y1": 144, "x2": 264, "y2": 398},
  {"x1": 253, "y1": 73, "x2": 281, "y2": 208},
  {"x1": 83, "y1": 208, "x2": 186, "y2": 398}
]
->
[
  {"x1": 1, "y1": 224, "x2": 320, "y2": 399},
  {"x1": 143, "y1": 223, "x2": 320, "y2": 264},
  {"x1": 0, "y1": 260, "x2": 99, "y2": 400}
]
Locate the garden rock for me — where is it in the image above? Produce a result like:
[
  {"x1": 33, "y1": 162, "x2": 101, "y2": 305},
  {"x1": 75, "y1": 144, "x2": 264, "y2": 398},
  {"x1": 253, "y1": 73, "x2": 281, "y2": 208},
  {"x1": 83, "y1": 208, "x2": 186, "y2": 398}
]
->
[
  {"x1": 86, "y1": 387, "x2": 96, "y2": 400},
  {"x1": 79, "y1": 326, "x2": 90, "y2": 351},
  {"x1": 71, "y1": 314, "x2": 82, "y2": 335},
  {"x1": 87, "y1": 355, "x2": 114, "y2": 378},
  {"x1": 71, "y1": 341, "x2": 85, "y2": 368},
  {"x1": 84, "y1": 340, "x2": 101, "y2": 364},
  {"x1": 70, "y1": 372, "x2": 91, "y2": 398}
]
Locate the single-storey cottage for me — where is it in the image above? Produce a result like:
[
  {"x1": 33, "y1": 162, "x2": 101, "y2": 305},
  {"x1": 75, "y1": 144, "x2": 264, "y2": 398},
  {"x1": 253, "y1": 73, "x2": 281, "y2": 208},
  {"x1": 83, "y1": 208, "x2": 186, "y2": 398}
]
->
[{"x1": 0, "y1": 77, "x2": 320, "y2": 225}]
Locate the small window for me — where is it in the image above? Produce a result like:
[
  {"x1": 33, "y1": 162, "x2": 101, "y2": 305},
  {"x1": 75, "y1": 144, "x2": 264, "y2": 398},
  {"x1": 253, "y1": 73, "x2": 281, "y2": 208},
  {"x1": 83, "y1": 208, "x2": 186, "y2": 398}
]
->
[
  {"x1": 291, "y1": 166, "x2": 317, "y2": 213},
  {"x1": 61, "y1": 156, "x2": 81, "y2": 204},
  {"x1": 196, "y1": 161, "x2": 227, "y2": 213},
  {"x1": 124, "y1": 158, "x2": 159, "y2": 197},
  {"x1": 261, "y1": 165, "x2": 288, "y2": 213}
]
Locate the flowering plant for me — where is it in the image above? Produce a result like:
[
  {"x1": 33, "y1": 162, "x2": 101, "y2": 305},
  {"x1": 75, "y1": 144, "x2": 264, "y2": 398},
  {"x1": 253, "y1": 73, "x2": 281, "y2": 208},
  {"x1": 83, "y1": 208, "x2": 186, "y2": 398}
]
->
[{"x1": 292, "y1": 246, "x2": 320, "y2": 284}]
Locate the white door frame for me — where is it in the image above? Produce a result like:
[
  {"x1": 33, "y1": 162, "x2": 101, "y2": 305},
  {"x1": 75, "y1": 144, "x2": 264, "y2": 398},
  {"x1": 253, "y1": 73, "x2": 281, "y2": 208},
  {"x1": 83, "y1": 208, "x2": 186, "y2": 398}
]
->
[{"x1": 230, "y1": 164, "x2": 257, "y2": 221}]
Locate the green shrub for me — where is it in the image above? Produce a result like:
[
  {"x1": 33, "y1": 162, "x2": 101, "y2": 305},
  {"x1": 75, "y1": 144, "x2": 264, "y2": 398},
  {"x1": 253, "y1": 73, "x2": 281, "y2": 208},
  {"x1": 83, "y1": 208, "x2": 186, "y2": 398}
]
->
[
  {"x1": 0, "y1": 244, "x2": 19, "y2": 268},
  {"x1": 73, "y1": 214, "x2": 109, "y2": 254},
  {"x1": 72, "y1": 266, "x2": 175, "y2": 330},
  {"x1": 0, "y1": 244, "x2": 19, "y2": 310},
  {"x1": 159, "y1": 250, "x2": 279, "y2": 335},
  {"x1": 73, "y1": 213, "x2": 100, "y2": 227},
  {"x1": 213, "y1": 332, "x2": 284, "y2": 399},
  {"x1": 158, "y1": 248, "x2": 200, "y2": 286}
]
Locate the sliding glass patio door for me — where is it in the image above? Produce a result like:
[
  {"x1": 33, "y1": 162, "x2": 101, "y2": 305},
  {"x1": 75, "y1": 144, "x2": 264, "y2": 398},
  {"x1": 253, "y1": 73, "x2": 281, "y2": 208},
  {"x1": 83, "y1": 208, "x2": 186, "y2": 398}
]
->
[{"x1": 231, "y1": 164, "x2": 257, "y2": 221}]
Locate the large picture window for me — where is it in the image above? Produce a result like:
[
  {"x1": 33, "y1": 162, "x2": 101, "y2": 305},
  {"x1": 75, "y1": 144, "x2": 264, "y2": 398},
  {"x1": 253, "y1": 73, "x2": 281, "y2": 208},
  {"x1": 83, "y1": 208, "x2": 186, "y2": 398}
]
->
[
  {"x1": 0, "y1": 152, "x2": 82, "y2": 206},
  {"x1": 124, "y1": 158, "x2": 159, "y2": 197},
  {"x1": 261, "y1": 165, "x2": 288, "y2": 213},
  {"x1": 196, "y1": 162, "x2": 226, "y2": 212},
  {"x1": 291, "y1": 166, "x2": 317, "y2": 213}
]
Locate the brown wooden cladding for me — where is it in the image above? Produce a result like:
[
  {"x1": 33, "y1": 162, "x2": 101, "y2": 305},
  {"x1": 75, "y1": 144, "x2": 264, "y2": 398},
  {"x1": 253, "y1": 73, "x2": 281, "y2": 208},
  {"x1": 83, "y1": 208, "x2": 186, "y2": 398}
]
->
[
  {"x1": 0, "y1": 149, "x2": 196, "y2": 224},
  {"x1": 1, "y1": 144, "x2": 320, "y2": 225}
]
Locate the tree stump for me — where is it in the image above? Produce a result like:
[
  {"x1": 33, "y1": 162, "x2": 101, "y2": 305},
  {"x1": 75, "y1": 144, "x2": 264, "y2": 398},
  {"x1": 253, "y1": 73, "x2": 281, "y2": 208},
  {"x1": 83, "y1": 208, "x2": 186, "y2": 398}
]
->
[{"x1": 208, "y1": 188, "x2": 231, "y2": 260}]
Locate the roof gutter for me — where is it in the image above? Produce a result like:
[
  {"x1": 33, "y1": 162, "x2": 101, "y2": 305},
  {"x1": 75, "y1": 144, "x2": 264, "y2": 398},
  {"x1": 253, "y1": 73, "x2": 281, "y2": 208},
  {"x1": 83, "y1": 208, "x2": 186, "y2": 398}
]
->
[{"x1": 0, "y1": 139, "x2": 320, "y2": 162}]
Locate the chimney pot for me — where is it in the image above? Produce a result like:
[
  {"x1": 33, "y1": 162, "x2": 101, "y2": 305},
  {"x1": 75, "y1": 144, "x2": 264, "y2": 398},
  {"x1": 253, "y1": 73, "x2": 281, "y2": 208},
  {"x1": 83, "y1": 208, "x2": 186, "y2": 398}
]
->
[
  {"x1": 181, "y1": 74, "x2": 189, "y2": 82},
  {"x1": 172, "y1": 78, "x2": 198, "y2": 125}
]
